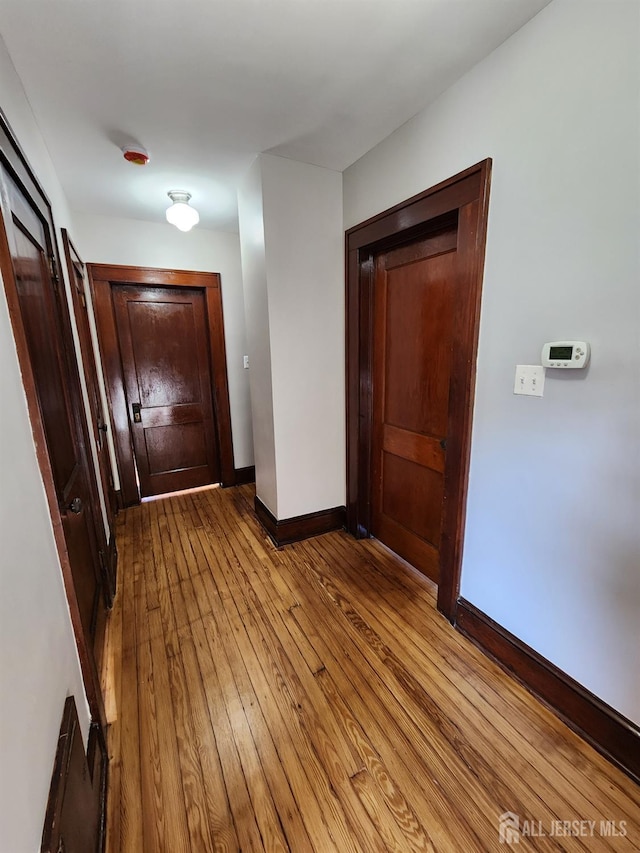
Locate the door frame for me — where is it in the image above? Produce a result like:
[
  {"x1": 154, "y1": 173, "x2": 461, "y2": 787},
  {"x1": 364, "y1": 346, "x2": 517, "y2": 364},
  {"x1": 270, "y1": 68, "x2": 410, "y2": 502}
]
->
[
  {"x1": 345, "y1": 160, "x2": 492, "y2": 621},
  {"x1": 62, "y1": 229, "x2": 118, "y2": 597},
  {"x1": 89, "y1": 264, "x2": 235, "y2": 505},
  {"x1": 0, "y1": 112, "x2": 107, "y2": 730}
]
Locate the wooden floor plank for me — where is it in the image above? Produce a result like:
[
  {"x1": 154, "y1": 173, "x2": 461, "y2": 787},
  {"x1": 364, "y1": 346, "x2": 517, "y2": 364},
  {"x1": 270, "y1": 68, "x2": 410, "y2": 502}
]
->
[
  {"x1": 195, "y1": 501, "x2": 365, "y2": 852},
  {"x1": 117, "y1": 511, "x2": 144, "y2": 853},
  {"x1": 284, "y1": 564, "x2": 491, "y2": 851},
  {"x1": 190, "y1": 617, "x2": 266, "y2": 853},
  {"x1": 201, "y1": 585, "x2": 343, "y2": 852},
  {"x1": 317, "y1": 533, "x2": 639, "y2": 846},
  {"x1": 299, "y1": 537, "x2": 619, "y2": 851},
  {"x1": 358, "y1": 536, "x2": 640, "y2": 817},
  {"x1": 208, "y1": 496, "x2": 369, "y2": 779},
  {"x1": 221, "y1": 500, "x2": 517, "y2": 850},
  {"x1": 178, "y1": 628, "x2": 240, "y2": 852},
  {"x1": 318, "y1": 667, "x2": 435, "y2": 853},
  {"x1": 321, "y1": 531, "x2": 640, "y2": 838},
  {"x1": 203, "y1": 607, "x2": 315, "y2": 852},
  {"x1": 166, "y1": 649, "x2": 216, "y2": 851},
  {"x1": 199, "y1": 613, "x2": 291, "y2": 853},
  {"x1": 101, "y1": 485, "x2": 639, "y2": 852},
  {"x1": 351, "y1": 768, "x2": 431, "y2": 853},
  {"x1": 136, "y1": 603, "x2": 165, "y2": 851}
]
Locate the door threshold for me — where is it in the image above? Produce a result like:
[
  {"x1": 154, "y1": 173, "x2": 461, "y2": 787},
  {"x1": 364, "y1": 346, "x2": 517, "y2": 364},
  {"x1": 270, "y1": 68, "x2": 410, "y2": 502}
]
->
[{"x1": 141, "y1": 483, "x2": 220, "y2": 503}]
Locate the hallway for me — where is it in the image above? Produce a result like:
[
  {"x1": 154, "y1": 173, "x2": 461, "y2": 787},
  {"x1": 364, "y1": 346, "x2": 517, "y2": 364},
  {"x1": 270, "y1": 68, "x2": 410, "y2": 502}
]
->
[{"x1": 102, "y1": 485, "x2": 639, "y2": 852}]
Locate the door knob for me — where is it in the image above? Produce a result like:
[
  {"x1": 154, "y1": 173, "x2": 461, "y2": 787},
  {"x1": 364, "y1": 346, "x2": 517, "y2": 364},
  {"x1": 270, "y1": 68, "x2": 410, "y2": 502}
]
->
[
  {"x1": 68, "y1": 497, "x2": 83, "y2": 514},
  {"x1": 440, "y1": 438, "x2": 447, "y2": 450},
  {"x1": 132, "y1": 402, "x2": 142, "y2": 423}
]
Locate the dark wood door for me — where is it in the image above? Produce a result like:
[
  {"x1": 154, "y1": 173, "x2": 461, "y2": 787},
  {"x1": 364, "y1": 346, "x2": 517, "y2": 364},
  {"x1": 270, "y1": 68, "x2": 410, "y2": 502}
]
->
[
  {"x1": 41, "y1": 696, "x2": 106, "y2": 853},
  {"x1": 112, "y1": 284, "x2": 221, "y2": 497},
  {"x1": 371, "y1": 226, "x2": 458, "y2": 584},
  {"x1": 0, "y1": 166, "x2": 109, "y2": 667},
  {"x1": 63, "y1": 230, "x2": 117, "y2": 597},
  {"x1": 347, "y1": 162, "x2": 491, "y2": 618}
]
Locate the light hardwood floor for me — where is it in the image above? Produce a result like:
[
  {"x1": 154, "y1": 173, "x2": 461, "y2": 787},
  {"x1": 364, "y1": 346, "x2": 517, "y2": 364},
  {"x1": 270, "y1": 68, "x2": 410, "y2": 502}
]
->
[{"x1": 102, "y1": 485, "x2": 639, "y2": 852}]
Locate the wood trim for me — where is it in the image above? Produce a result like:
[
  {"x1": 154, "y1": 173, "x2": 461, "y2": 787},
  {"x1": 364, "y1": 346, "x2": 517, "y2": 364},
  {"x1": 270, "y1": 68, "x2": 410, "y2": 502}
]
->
[
  {"x1": 41, "y1": 697, "x2": 74, "y2": 853},
  {"x1": 88, "y1": 269, "x2": 138, "y2": 506},
  {"x1": 345, "y1": 160, "x2": 492, "y2": 622},
  {"x1": 61, "y1": 229, "x2": 116, "y2": 609},
  {"x1": 254, "y1": 496, "x2": 346, "y2": 547},
  {"x1": 41, "y1": 697, "x2": 107, "y2": 853},
  {"x1": 204, "y1": 282, "x2": 235, "y2": 487},
  {"x1": 87, "y1": 720, "x2": 108, "y2": 853},
  {"x1": 88, "y1": 264, "x2": 236, "y2": 504},
  {"x1": 106, "y1": 531, "x2": 118, "y2": 602},
  {"x1": 234, "y1": 465, "x2": 256, "y2": 485},
  {"x1": 87, "y1": 263, "x2": 219, "y2": 287},
  {"x1": 61, "y1": 229, "x2": 119, "y2": 531},
  {"x1": 455, "y1": 598, "x2": 640, "y2": 786},
  {"x1": 346, "y1": 162, "x2": 482, "y2": 246},
  {"x1": 0, "y1": 114, "x2": 106, "y2": 730}
]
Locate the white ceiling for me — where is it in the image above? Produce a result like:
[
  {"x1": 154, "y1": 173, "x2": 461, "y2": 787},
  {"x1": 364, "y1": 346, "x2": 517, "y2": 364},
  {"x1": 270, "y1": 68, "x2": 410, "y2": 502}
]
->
[{"x1": 1, "y1": 0, "x2": 550, "y2": 231}]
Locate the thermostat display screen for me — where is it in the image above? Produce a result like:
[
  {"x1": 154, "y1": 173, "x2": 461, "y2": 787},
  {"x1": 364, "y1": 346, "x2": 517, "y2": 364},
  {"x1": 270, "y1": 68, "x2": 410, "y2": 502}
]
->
[{"x1": 549, "y1": 345, "x2": 573, "y2": 360}]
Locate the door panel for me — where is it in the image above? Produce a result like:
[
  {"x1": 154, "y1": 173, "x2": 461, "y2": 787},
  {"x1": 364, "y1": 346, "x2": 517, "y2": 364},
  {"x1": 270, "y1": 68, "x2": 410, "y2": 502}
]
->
[
  {"x1": 128, "y1": 299, "x2": 201, "y2": 406},
  {"x1": 382, "y1": 454, "x2": 444, "y2": 546},
  {"x1": 13, "y1": 228, "x2": 79, "y2": 493},
  {"x1": 347, "y1": 162, "x2": 491, "y2": 618},
  {"x1": 0, "y1": 164, "x2": 108, "y2": 670},
  {"x1": 112, "y1": 285, "x2": 221, "y2": 497},
  {"x1": 63, "y1": 230, "x2": 118, "y2": 536},
  {"x1": 63, "y1": 498, "x2": 102, "y2": 641},
  {"x1": 372, "y1": 226, "x2": 458, "y2": 584},
  {"x1": 145, "y1": 421, "x2": 208, "y2": 473}
]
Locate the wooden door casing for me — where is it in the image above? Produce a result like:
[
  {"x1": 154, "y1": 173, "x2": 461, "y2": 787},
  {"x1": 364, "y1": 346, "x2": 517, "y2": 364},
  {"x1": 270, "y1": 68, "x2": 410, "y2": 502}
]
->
[
  {"x1": 62, "y1": 230, "x2": 117, "y2": 600},
  {"x1": 63, "y1": 230, "x2": 117, "y2": 529},
  {"x1": 112, "y1": 284, "x2": 221, "y2": 497},
  {"x1": 0, "y1": 115, "x2": 107, "y2": 729},
  {"x1": 371, "y1": 226, "x2": 458, "y2": 584},
  {"x1": 41, "y1": 696, "x2": 107, "y2": 853},
  {"x1": 9, "y1": 217, "x2": 102, "y2": 643},
  {"x1": 346, "y1": 161, "x2": 492, "y2": 621},
  {"x1": 90, "y1": 264, "x2": 235, "y2": 506}
]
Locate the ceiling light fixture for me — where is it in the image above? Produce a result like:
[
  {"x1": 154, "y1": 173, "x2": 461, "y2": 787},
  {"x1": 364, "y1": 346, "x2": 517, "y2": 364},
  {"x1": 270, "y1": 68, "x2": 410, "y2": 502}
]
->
[{"x1": 166, "y1": 190, "x2": 200, "y2": 232}]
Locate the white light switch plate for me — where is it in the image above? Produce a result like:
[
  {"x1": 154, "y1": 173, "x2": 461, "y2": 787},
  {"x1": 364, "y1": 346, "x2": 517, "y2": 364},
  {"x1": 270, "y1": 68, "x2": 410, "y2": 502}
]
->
[
  {"x1": 514, "y1": 364, "x2": 545, "y2": 397},
  {"x1": 243, "y1": 355, "x2": 249, "y2": 369}
]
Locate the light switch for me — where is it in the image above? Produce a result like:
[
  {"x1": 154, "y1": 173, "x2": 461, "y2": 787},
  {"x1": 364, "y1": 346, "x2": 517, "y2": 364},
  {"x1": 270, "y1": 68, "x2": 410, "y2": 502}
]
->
[
  {"x1": 243, "y1": 355, "x2": 249, "y2": 369},
  {"x1": 514, "y1": 364, "x2": 545, "y2": 397}
]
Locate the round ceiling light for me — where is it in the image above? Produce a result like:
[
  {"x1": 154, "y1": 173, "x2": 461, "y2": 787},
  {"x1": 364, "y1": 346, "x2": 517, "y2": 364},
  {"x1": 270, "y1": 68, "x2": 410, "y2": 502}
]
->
[{"x1": 166, "y1": 191, "x2": 200, "y2": 232}]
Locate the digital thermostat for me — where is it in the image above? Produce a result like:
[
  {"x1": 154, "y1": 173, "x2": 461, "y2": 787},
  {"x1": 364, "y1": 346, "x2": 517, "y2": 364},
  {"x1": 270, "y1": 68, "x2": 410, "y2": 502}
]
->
[{"x1": 541, "y1": 341, "x2": 590, "y2": 368}]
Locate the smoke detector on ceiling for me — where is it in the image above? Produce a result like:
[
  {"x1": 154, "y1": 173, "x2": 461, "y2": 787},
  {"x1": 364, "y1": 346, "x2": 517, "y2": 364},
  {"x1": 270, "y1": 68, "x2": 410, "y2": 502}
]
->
[{"x1": 121, "y1": 145, "x2": 150, "y2": 166}]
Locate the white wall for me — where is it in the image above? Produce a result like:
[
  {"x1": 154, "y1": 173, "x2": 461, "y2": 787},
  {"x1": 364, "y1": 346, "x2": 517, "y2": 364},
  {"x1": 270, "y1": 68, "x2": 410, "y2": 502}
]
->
[
  {"x1": 237, "y1": 159, "x2": 278, "y2": 512},
  {"x1": 1, "y1": 41, "x2": 112, "y2": 541},
  {"x1": 238, "y1": 154, "x2": 344, "y2": 519},
  {"x1": 344, "y1": 0, "x2": 640, "y2": 724},
  {"x1": 71, "y1": 212, "x2": 254, "y2": 472},
  {"x1": 0, "y1": 37, "x2": 91, "y2": 853},
  {"x1": 261, "y1": 155, "x2": 345, "y2": 519}
]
